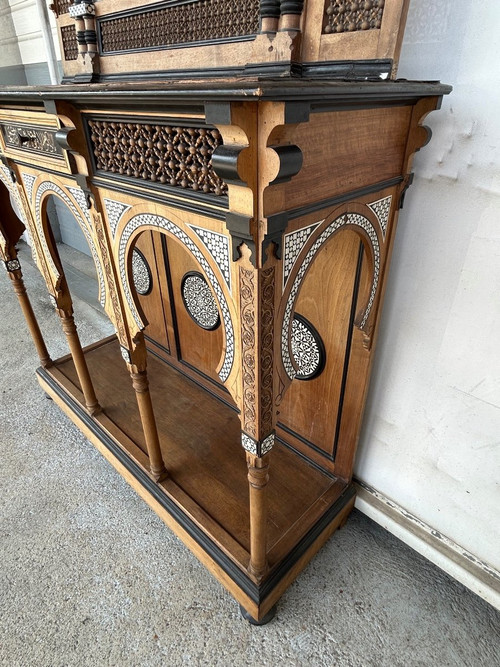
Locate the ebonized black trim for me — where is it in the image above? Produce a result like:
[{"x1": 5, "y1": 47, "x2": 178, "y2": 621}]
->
[
  {"x1": 91, "y1": 176, "x2": 228, "y2": 222},
  {"x1": 144, "y1": 334, "x2": 170, "y2": 357},
  {"x1": 258, "y1": 483, "x2": 356, "y2": 600},
  {"x1": 277, "y1": 421, "x2": 335, "y2": 463},
  {"x1": 285, "y1": 176, "x2": 403, "y2": 220},
  {"x1": 36, "y1": 366, "x2": 355, "y2": 606},
  {"x1": 300, "y1": 59, "x2": 393, "y2": 80},
  {"x1": 332, "y1": 241, "x2": 364, "y2": 461},
  {"x1": 2, "y1": 81, "x2": 451, "y2": 107}
]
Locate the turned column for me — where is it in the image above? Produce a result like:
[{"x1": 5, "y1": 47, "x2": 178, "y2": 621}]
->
[
  {"x1": 122, "y1": 334, "x2": 167, "y2": 482},
  {"x1": 59, "y1": 309, "x2": 101, "y2": 416},
  {"x1": 246, "y1": 452, "x2": 270, "y2": 580},
  {"x1": 5, "y1": 258, "x2": 52, "y2": 368}
]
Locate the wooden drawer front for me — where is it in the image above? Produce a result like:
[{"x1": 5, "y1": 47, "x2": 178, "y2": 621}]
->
[{"x1": 0, "y1": 122, "x2": 64, "y2": 161}]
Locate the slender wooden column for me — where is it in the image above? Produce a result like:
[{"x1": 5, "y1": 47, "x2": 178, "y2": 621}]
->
[
  {"x1": 246, "y1": 452, "x2": 270, "y2": 581},
  {"x1": 7, "y1": 264, "x2": 52, "y2": 368},
  {"x1": 60, "y1": 312, "x2": 101, "y2": 416},
  {"x1": 129, "y1": 367, "x2": 167, "y2": 482}
]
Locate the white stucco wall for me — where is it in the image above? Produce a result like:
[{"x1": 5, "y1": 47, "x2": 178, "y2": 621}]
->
[{"x1": 356, "y1": 0, "x2": 500, "y2": 573}]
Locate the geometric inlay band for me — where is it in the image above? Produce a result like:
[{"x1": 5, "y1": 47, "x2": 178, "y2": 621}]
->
[
  {"x1": 241, "y1": 432, "x2": 275, "y2": 456},
  {"x1": 21, "y1": 173, "x2": 36, "y2": 203},
  {"x1": 118, "y1": 212, "x2": 234, "y2": 382},
  {"x1": 282, "y1": 211, "x2": 380, "y2": 380},
  {"x1": 131, "y1": 248, "x2": 152, "y2": 296},
  {"x1": 368, "y1": 195, "x2": 392, "y2": 239},
  {"x1": 283, "y1": 222, "x2": 319, "y2": 290},
  {"x1": 291, "y1": 313, "x2": 326, "y2": 381},
  {"x1": 181, "y1": 271, "x2": 220, "y2": 330},
  {"x1": 189, "y1": 225, "x2": 231, "y2": 292},
  {"x1": 103, "y1": 198, "x2": 131, "y2": 238}
]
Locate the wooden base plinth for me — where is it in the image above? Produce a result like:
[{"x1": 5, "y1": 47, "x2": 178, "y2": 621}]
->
[{"x1": 36, "y1": 336, "x2": 356, "y2": 622}]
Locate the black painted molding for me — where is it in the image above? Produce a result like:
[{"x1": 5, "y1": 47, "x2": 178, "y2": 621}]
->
[{"x1": 225, "y1": 212, "x2": 256, "y2": 265}]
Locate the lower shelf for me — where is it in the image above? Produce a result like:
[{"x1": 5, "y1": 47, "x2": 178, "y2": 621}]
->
[{"x1": 37, "y1": 336, "x2": 356, "y2": 620}]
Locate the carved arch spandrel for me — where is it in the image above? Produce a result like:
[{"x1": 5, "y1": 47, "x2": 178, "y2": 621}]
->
[
  {"x1": 277, "y1": 201, "x2": 384, "y2": 399},
  {"x1": 113, "y1": 203, "x2": 240, "y2": 404}
]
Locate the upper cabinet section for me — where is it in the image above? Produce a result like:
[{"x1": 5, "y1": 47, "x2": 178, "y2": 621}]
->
[{"x1": 51, "y1": 0, "x2": 411, "y2": 84}]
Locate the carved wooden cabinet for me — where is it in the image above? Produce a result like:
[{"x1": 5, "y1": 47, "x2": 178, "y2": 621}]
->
[{"x1": 0, "y1": 1, "x2": 450, "y2": 624}]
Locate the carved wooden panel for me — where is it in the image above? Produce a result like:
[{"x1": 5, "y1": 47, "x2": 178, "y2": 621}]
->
[
  {"x1": 1, "y1": 123, "x2": 63, "y2": 158},
  {"x1": 87, "y1": 119, "x2": 227, "y2": 196},
  {"x1": 278, "y1": 229, "x2": 363, "y2": 468},
  {"x1": 61, "y1": 25, "x2": 78, "y2": 61},
  {"x1": 323, "y1": 0, "x2": 385, "y2": 34},
  {"x1": 53, "y1": 0, "x2": 72, "y2": 16},
  {"x1": 98, "y1": 0, "x2": 260, "y2": 54}
]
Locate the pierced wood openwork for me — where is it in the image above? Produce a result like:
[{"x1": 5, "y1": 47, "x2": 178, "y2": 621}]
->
[
  {"x1": 323, "y1": 0, "x2": 385, "y2": 34},
  {"x1": 61, "y1": 25, "x2": 78, "y2": 61},
  {"x1": 99, "y1": 0, "x2": 260, "y2": 54},
  {"x1": 87, "y1": 120, "x2": 227, "y2": 196},
  {"x1": 52, "y1": 0, "x2": 72, "y2": 16}
]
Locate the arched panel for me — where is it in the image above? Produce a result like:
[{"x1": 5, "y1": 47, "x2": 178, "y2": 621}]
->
[
  {"x1": 118, "y1": 213, "x2": 235, "y2": 383},
  {"x1": 281, "y1": 209, "x2": 381, "y2": 381},
  {"x1": 33, "y1": 178, "x2": 106, "y2": 307},
  {"x1": 278, "y1": 228, "x2": 365, "y2": 464}
]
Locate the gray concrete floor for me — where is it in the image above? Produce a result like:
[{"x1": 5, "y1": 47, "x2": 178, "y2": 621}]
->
[{"x1": 1, "y1": 242, "x2": 499, "y2": 667}]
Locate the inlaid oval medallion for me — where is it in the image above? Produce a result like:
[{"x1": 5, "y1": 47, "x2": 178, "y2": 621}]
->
[
  {"x1": 131, "y1": 248, "x2": 152, "y2": 296},
  {"x1": 181, "y1": 271, "x2": 220, "y2": 330},
  {"x1": 291, "y1": 314, "x2": 326, "y2": 381}
]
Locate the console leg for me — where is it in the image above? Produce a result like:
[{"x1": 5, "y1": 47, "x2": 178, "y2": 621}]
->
[{"x1": 239, "y1": 604, "x2": 277, "y2": 626}]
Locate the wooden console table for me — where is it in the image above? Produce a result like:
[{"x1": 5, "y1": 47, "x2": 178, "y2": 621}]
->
[{"x1": 0, "y1": 0, "x2": 450, "y2": 624}]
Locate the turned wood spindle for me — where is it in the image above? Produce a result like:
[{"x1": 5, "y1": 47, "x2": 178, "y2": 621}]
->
[
  {"x1": 9, "y1": 270, "x2": 52, "y2": 368},
  {"x1": 60, "y1": 312, "x2": 101, "y2": 415},
  {"x1": 279, "y1": 0, "x2": 304, "y2": 31},
  {"x1": 130, "y1": 368, "x2": 167, "y2": 482},
  {"x1": 246, "y1": 452, "x2": 270, "y2": 581},
  {"x1": 260, "y1": 0, "x2": 281, "y2": 34}
]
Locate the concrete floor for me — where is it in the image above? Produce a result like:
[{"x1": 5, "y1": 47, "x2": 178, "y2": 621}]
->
[{"x1": 1, "y1": 242, "x2": 499, "y2": 667}]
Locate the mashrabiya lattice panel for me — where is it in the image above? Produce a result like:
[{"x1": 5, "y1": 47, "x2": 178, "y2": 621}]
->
[
  {"x1": 281, "y1": 212, "x2": 380, "y2": 379},
  {"x1": 88, "y1": 120, "x2": 227, "y2": 197},
  {"x1": 323, "y1": 0, "x2": 385, "y2": 34},
  {"x1": 118, "y1": 213, "x2": 234, "y2": 382},
  {"x1": 99, "y1": 0, "x2": 260, "y2": 54}
]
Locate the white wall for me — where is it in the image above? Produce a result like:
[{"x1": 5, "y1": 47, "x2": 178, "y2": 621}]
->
[{"x1": 356, "y1": 0, "x2": 500, "y2": 582}]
